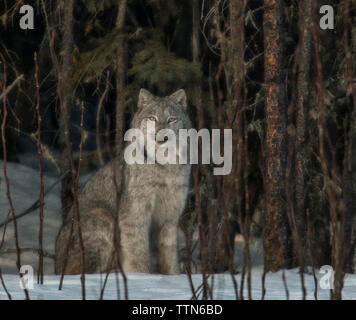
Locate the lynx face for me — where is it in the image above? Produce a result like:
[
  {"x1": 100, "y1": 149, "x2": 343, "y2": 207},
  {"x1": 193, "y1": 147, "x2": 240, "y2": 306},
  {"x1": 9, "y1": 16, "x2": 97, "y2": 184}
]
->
[{"x1": 132, "y1": 89, "x2": 191, "y2": 153}]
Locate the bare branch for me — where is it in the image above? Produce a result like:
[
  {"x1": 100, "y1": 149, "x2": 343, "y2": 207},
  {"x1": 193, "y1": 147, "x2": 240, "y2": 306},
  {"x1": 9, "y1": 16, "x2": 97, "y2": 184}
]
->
[{"x1": 0, "y1": 74, "x2": 24, "y2": 102}]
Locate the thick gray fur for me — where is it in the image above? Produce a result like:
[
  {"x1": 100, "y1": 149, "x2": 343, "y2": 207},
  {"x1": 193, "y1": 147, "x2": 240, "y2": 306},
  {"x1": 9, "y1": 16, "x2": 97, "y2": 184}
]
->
[{"x1": 55, "y1": 89, "x2": 191, "y2": 275}]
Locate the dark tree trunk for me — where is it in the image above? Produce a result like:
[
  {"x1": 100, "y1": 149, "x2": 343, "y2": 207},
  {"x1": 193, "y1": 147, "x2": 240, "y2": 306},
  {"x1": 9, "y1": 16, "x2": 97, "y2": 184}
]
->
[
  {"x1": 294, "y1": 0, "x2": 312, "y2": 265},
  {"x1": 58, "y1": 0, "x2": 74, "y2": 219},
  {"x1": 263, "y1": 0, "x2": 288, "y2": 272},
  {"x1": 115, "y1": 0, "x2": 127, "y2": 155},
  {"x1": 343, "y1": 0, "x2": 356, "y2": 273},
  {"x1": 307, "y1": 174, "x2": 331, "y2": 268}
]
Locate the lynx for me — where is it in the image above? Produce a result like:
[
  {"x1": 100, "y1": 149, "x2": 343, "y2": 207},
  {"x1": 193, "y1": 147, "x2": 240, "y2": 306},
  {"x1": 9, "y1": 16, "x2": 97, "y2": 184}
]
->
[{"x1": 55, "y1": 89, "x2": 191, "y2": 275}]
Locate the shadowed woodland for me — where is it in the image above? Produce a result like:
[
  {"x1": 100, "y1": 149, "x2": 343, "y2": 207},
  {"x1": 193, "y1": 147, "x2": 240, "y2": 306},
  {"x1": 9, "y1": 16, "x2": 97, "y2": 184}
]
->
[{"x1": 0, "y1": 0, "x2": 356, "y2": 300}]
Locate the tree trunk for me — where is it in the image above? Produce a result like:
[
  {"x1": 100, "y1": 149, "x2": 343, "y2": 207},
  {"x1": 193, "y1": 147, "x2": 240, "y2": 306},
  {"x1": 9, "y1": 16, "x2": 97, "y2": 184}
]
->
[
  {"x1": 263, "y1": 0, "x2": 287, "y2": 272},
  {"x1": 115, "y1": 0, "x2": 127, "y2": 155},
  {"x1": 343, "y1": 0, "x2": 356, "y2": 273},
  {"x1": 294, "y1": 0, "x2": 312, "y2": 264},
  {"x1": 308, "y1": 173, "x2": 331, "y2": 267},
  {"x1": 58, "y1": 0, "x2": 74, "y2": 219}
]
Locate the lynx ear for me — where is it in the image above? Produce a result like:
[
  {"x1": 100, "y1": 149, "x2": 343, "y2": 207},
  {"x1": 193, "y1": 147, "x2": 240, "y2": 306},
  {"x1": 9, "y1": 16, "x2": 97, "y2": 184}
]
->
[
  {"x1": 170, "y1": 89, "x2": 187, "y2": 108},
  {"x1": 138, "y1": 89, "x2": 154, "y2": 108}
]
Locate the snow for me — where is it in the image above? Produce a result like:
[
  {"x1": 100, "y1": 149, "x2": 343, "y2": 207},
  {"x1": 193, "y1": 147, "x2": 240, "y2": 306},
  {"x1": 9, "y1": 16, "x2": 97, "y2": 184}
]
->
[
  {"x1": 1, "y1": 159, "x2": 356, "y2": 300},
  {"x1": 0, "y1": 160, "x2": 62, "y2": 274},
  {"x1": 1, "y1": 269, "x2": 356, "y2": 300}
]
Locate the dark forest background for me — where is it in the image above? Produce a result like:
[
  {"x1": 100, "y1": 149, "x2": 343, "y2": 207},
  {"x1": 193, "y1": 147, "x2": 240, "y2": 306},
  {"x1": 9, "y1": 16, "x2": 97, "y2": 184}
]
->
[{"x1": 0, "y1": 0, "x2": 356, "y2": 300}]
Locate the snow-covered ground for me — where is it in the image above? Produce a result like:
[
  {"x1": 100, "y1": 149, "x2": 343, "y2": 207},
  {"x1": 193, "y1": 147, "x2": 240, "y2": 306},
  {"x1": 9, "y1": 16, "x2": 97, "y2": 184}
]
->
[
  {"x1": 1, "y1": 159, "x2": 356, "y2": 300},
  {"x1": 2, "y1": 268, "x2": 356, "y2": 300},
  {"x1": 0, "y1": 160, "x2": 62, "y2": 274}
]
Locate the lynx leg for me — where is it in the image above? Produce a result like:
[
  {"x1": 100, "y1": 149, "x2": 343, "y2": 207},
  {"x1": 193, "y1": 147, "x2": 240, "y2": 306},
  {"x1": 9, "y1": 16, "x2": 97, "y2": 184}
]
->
[
  {"x1": 157, "y1": 222, "x2": 180, "y2": 275},
  {"x1": 120, "y1": 219, "x2": 150, "y2": 273},
  {"x1": 55, "y1": 207, "x2": 114, "y2": 274},
  {"x1": 119, "y1": 199, "x2": 152, "y2": 273}
]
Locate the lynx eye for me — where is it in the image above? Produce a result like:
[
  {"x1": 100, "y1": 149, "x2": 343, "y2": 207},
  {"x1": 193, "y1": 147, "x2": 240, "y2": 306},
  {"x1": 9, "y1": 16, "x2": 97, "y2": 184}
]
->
[
  {"x1": 168, "y1": 117, "x2": 178, "y2": 124},
  {"x1": 147, "y1": 116, "x2": 157, "y2": 122}
]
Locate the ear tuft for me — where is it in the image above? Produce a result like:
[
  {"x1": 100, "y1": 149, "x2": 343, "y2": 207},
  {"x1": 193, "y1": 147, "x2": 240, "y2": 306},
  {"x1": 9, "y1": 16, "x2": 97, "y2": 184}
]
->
[
  {"x1": 170, "y1": 89, "x2": 187, "y2": 108},
  {"x1": 138, "y1": 89, "x2": 154, "y2": 108}
]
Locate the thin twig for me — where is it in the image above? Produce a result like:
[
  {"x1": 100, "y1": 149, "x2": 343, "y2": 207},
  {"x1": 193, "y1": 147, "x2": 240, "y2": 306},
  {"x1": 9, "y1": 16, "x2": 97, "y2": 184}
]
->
[
  {"x1": 1, "y1": 61, "x2": 29, "y2": 300},
  {"x1": 34, "y1": 52, "x2": 45, "y2": 285},
  {"x1": 111, "y1": 153, "x2": 129, "y2": 300},
  {"x1": 96, "y1": 70, "x2": 111, "y2": 166},
  {"x1": 306, "y1": 209, "x2": 318, "y2": 300},
  {"x1": 0, "y1": 210, "x2": 11, "y2": 249},
  {"x1": 0, "y1": 269, "x2": 12, "y2": 300},
  {"x1": 281, "y1": 270, "x2": 290, "y2": 300},
  {"x1": 0, "y1": 74, "x2": 24, "y2": 102}
]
